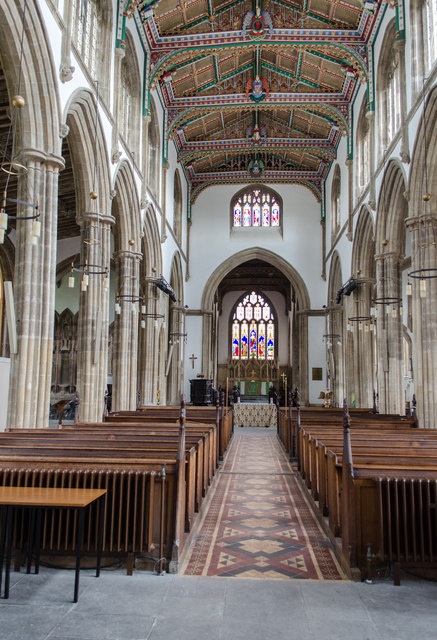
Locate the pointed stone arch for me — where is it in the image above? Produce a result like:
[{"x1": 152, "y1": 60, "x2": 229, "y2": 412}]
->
[
  {"x1": 111, "y1": 160, "x2": 142, "y2": 411},
  {"x1": 407, "y1": 85, "x2": 437, "y2": 427},
  {"x1": 138, "y1": 205, "x2": 163, "y2": 405},
  {"x1": 64, "y1": 88, "x2": 112, "y2": 217},
  {"x1": 351, "y1": 207, "x2": 377, "y2": 407},
  {"x1": 374, "y1": 159, "x2": 408, "y2": 414},
  {"x1": 63, "y1": 89, "x2": 113, "y2": 421},
  {"x1": 112, "y1": 160, "x2": 142, "y2": 253},
  {"x1": 167, "y1": 252, "x2": 185, "y2": 404},
  {"x1": 1, "y1": 0, "x2": 64, "y2": 427},
  {"x1": 201, "y1": 248, "x2": 310, "y2": 403},
  {"x1": 0, "y1": 0, "x2": 61, "y2": 155},
  {"x1": 352, "y1": 206, "x2": 376, "y2": 279}
]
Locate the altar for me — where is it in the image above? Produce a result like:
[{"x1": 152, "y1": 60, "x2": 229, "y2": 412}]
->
[{"x1": 233, "y1": 402, "x2": 277, "y2": 428}]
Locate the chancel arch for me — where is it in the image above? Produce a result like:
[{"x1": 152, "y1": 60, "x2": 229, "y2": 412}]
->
[{"x1": 202, "y1": 248, "x2": 310, "y2": 404}]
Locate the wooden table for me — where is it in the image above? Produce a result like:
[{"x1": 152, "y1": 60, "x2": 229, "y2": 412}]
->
[
  {"x1": 0, "y1": 486, "x2": 106, "y2": 602},
  {"x1": 233, "y1": 402, "x2": 277, "y2": 428}
]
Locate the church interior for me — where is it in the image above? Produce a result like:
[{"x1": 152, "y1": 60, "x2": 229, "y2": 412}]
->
[{"x1": 0, "y1": 0, "x2": 436, "y2": 637}]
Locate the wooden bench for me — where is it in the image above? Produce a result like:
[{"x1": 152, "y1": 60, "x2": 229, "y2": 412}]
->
[
  {"x1": 0, "y1": 402, "x2": 221, "y2": 573},
  {"x1": 293, "y1": 403, "x2": 437, "y2": 582}
]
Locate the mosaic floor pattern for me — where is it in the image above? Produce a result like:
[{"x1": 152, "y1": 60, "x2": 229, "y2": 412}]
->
[{"x1": 181, "y1": 429, "x2": 346, "y2": 581}]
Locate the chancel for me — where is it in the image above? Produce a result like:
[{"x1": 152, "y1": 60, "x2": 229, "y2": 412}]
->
[{"x1": 0, "y1": 0, "x2": 436, "y2": 636}]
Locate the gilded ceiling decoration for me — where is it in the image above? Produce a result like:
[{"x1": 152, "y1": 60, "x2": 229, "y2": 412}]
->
[{"x1": 132, "y1": 0, "x2": 385, "y2": 200}]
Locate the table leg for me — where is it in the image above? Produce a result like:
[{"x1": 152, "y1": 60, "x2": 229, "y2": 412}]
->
[
  {"x1": 4, "y1": 506, "x2": 13, "y2": 598},
  {"x1": 26, "y1": 508, "x2": 36, "y2": 574},
  {"x1": 34, "y1": 508, "x2": 43, "y2": 574},
  {"x1": 74, "y1": 508, "x2": 85, "y2": 603},
  {"x1": 96, "y1": 495, "x2": 105, "y2": 578},
  {"x1": 0, "y1": 505, "x2": 7, "y2": 596}
]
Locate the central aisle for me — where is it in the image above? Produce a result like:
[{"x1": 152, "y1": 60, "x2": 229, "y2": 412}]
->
[{"x1": 181, "y1": 427, "x2": 346, "y2": 580}]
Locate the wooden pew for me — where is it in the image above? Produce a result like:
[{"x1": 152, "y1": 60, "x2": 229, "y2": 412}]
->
[
  {"x1": 0, "y1": 402, "x2": 206, "y2": 573},
  {"x1": 294, "y1": 402, "x2": 437, "y2": 581}
]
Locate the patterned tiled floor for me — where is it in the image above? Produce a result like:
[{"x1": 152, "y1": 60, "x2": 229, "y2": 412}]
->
[{"x1": 181, "y1": 428, "x2": 346, "y2": 580}]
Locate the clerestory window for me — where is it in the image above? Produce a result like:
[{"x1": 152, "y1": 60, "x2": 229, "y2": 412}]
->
[{"x1": 231, "y1": 186, "x2": 281, "y2": 228}]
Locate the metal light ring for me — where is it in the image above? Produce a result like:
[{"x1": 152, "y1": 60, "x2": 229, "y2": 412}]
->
[
  {"x1": 6, "y1": 213, "x2": 40, "y2": 221},
  {"x1": 72, "y1": 263, "x2": 108, "y2": 275},
  {"x1": 4, "y1": 196, "x2": 38, "y2": 209},
  {"x1": 347, "y1": 316, "x2": 373, "y2": 322},
  {"x1": 372, "y1": 297, "x2": 402, "y2": 305},
  {"x1": 1, "y1": 161, "x2": 28, "y2": 175},
  {"x1": 408, "y1": 268, "x2": 437, "y2": 280},
  {"x1": 141, "y1": 313, "x2": 165, "y2": 319},
  {"x1": 116, "y1": 294, "x2": 143, "y2": 303}
]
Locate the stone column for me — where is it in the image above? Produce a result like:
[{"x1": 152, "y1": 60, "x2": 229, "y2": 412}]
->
[
  {"x1": 59, "y1": 0, "x2": 75, "y2": 83},
  {"x1": 185, "y1": 219, "x2": 192, "y2": 281},
  {"x1": 7, "y1": 151, "x2": 63, "y2": 429},
  {"x1": 366, "y1": 110, "x2": 376, "y2": 209},
  {"x1": 374, "y1": 253, "x2": 404, "y2": 414},
  {"x1": 295, "y1": 309, "x2": 309, "y2": 406},
  {"x1": 321, "y1": 219, "x2": 326, "y2": 280},
  {"x1": 354, "y1": 279, "x2": 376, "y2": 407},
  {"x1": 201, "y1": 311, "x2": 214, "y2": 380},
  {"x1": 111, "y1": 47, "x2": 125, "y2": 164},
  {"x1": 406, "y1": 214, "x2": 437, "y2": 428},
  {"x1": 395, "y1": 39, "x2": 410, "y2": 164},
  {"x1": 140, "y1": 114, "x2": 151, "y2": 208},
  {"x1": 161, "y1": 159, "x2": 169, "y2": 242},
  {"x1": 75, "y1": 212, "x2": 114, "y2": 422},
  {"x1": 112, "y1": 250, "x2": 142, "y2": 410},
  {"x1": 138, "y1": 280, "x2": 159, "y2": 405},
  {"x1": 346, "y1": 156, "x2": 353, "y2": 240}
]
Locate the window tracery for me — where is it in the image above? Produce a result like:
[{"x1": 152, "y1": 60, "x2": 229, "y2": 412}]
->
[
  {"x1": 232, "y1": 187, "x2": 281, "y2": 228},
  {"x1": 231, "y1": 291, "x2": 276, "y2": 361},
  {"x1": 72, "y1": 0, "x2": 99, "y2": 78}
]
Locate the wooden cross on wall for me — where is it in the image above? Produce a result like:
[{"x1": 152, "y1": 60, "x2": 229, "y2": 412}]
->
[{"x1": 189, "y1": 354, "x2": 197, "y2": 369}]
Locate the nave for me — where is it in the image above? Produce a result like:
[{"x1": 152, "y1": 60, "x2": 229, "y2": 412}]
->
[{"x1": 182, "y1": 426, "x2": 345, "y2": 580}]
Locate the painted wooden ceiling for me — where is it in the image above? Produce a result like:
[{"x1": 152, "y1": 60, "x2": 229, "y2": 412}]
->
[{"x1": 133, "y1": 0, "x2": 381, "y2": 202}]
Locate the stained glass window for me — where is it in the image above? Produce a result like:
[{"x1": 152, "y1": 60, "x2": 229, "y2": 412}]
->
[
  {"x1": 231, "y1": 291, "x2": 275, "y2": 361},
  {"x1": 231, "y1": 187, "x2": 281, "y2": 228}
]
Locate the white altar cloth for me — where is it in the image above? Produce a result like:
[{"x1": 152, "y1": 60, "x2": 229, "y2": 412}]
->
[{"x1": 233, "y1": 403, "x2": 277, "y2": 428}]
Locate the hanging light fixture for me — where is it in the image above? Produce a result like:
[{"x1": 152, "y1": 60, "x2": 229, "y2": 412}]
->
[{"x1": 0, "y1": 0, "x2": 40, "y2": 245}]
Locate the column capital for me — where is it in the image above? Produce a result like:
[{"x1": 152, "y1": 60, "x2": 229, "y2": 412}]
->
[
  {"x1": 20, "y1": 148, "x2": 65, "y2": 171},
  {"x1": 78, "y1": 212, "x2": 116, "y2": 227},
  {"x1": 113, "y1": 249, "x2": 142, "y2": 263},
  {"x1": 374, "y1": 250, "x2": 403, "y2": 262},
  {"x1": 406, "y1": 213, "x2": 437, "y2": 229}
]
